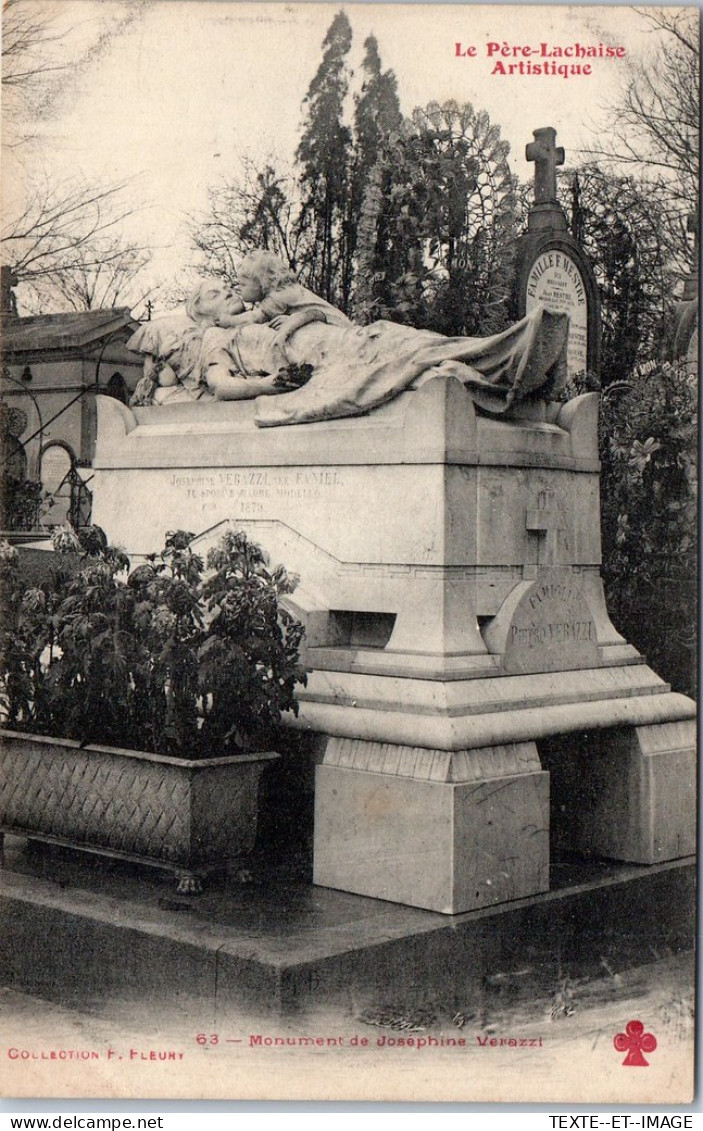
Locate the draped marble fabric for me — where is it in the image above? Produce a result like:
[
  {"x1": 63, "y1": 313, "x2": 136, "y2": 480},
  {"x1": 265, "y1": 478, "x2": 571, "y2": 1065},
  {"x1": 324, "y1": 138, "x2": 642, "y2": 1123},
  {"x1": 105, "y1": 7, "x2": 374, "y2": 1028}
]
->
[{"x1": 250, "y1": 306, "x2": 569, "y2": 427}]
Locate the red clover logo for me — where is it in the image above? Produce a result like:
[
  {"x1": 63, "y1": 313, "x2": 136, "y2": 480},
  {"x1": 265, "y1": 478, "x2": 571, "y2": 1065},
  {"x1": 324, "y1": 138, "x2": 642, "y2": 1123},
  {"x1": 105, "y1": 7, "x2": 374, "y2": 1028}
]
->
[{"x1": 614, "y1": 1020, "x2": 657, "y2": 1066}]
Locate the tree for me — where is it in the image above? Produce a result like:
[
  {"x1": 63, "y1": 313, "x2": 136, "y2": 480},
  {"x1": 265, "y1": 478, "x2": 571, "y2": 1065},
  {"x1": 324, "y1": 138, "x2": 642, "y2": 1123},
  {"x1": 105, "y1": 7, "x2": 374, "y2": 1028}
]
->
[
  {"x1": 355, "y1": 101, "x2": 523, "y2": 335},
  {"x1": 1, "y1": 0, "x2": 67, "y2": 125},
  {"x1": 21, "y1": 236, "x2": 153, "y2": 314},
  {"x1": 559, "y1": 165, "x2": 674, "y2": 383},
  {"x1": 189, "y1": 159, "x2": 303, "y2": 284},
  {"x1": 192, "y1": 17, "x2": 402, "y2": 313},
  {"x1": 602, "y1": 9, "x2": 698, "y2": 191},
  {"x1": 2, "y1": 174, "x2": 148, "y2": 314},
  {"x1": 2, "y1": 2, "x2": 155, "y2": 313},
  {"x1": 353, "y1": 37, "x2": 402, "y2": 177},
  {"x1": 191, "y1": 26, "x2": 521, "y2": 336},
  {"x1": 343, "y1": 36, "x2": 402, "y2": 306},
  {"x1": 295, "y1": 11, "x2": 353, "y2": 306},
  {"x1": 3, "y1": 1, "x2": 149, "y2": 144},
  {"x1": 598, "y1": 358, "x2": 697, "y2": 695},
  {"x1": 583, "y1": 7, "x2": 699, "y2": 287}
]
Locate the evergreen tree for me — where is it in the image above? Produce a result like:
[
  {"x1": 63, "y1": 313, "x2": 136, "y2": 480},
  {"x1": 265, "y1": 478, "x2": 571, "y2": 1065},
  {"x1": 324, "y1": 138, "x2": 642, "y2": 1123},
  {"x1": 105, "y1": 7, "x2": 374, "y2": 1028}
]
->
[
  {"x1": 353, "y1": 36, "x2": 402, "y2": 187},
  {"x1": 344, "y1": 36, "x2": 402, "y2": 307},
  {"x1": 355, "y1": 101, "x2": 522, "y2": 335},
  {"x1": 558, "y1": 165, "x2": 673, "y2": 383},
  {"x1": 295, "y1": 11, "x2": 353, "y2": 306}
]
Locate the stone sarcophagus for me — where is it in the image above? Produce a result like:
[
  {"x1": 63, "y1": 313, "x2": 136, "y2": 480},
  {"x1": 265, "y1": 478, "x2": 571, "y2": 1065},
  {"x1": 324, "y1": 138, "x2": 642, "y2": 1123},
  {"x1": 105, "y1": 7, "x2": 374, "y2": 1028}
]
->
[{"x1": 92, "y1": 377, "x2": 695, "y2": 913}]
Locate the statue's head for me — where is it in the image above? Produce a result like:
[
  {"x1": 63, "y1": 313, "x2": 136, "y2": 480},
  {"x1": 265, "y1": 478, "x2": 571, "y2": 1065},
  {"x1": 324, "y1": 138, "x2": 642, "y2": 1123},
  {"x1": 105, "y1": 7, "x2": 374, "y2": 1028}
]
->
[
  {"x1": 186, "y1": 280, "x2": 244, "y2": 325},
  {"x1": 237, "y1": 251, "x2": 296, "y2": 302}
]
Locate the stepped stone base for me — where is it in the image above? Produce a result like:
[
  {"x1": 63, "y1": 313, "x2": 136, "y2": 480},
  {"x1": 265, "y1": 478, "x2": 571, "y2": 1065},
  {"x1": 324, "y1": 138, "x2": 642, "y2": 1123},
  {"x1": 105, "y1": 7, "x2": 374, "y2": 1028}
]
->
[
  {"x1": 90, "y1": 382, "x2": 696, "y2": 917},
  {"x1": 309, "y1": 666, "x2": 695, "y2": 913}
]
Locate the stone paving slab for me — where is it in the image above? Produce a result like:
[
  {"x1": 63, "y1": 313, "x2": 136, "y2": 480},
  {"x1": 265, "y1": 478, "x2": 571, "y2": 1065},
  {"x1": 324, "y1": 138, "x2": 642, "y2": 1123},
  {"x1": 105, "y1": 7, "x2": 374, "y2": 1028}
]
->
[{"x1": 1, "y1": 836, "x2": 694, "y2": 1019}]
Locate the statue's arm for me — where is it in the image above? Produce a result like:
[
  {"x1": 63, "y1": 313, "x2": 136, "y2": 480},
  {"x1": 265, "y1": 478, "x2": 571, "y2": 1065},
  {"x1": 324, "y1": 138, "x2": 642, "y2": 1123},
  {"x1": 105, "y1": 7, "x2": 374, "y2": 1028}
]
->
[
  {"x1": 205, "y1": 370, "x2": 280, "y2": 400},
  {"x1": 273, "y1": 307, "x2": 326, "y2": 335},
  {"x1": 147, "y1": 356, "x2": 179, "y2": 387},
  {"x1": 216, "y1": 308, "x2": 267, "y2": 328},
  {"x1": 130, "y1": 354, "x2": 179, "y2": 406}
]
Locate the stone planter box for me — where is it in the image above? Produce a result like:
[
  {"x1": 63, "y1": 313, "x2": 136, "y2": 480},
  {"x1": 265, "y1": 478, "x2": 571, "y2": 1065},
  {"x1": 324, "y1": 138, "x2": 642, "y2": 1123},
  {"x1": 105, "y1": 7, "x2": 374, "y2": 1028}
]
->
[{"x1": 0, "y1": 729, "x2": 278, "y2": 890}]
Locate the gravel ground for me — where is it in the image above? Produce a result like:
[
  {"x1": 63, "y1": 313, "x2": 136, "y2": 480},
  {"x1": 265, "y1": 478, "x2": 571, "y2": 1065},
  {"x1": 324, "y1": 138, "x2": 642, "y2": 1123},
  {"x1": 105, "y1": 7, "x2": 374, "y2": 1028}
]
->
[{"x1": 0, "y1": 951, "x2": 694, "y2": 1105}]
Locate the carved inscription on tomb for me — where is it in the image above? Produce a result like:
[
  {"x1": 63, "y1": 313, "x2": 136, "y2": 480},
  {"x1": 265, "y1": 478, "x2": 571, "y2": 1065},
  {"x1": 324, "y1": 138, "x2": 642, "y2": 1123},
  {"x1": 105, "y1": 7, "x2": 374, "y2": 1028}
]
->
[
  {"x1": 170, "y1": 468, "x2": 342, "y2": 514},
  {"x1": 502, "y1": 576, "x2": 598, "y2": 674},
  {"x1": 525, "y1": 250, "x2": 588, "y2": 379}
]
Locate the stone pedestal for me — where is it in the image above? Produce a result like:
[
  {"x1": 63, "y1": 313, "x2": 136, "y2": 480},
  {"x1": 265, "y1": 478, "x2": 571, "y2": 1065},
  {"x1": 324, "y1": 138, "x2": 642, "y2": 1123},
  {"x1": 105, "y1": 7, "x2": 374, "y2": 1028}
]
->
[
  {"x1": 313, "y1": 739, "x2": 549, "y2": 913},
  {"x1": 543, "y1": 720, "x2": 696, "y2": 864},
  {"x1": 92, "y1": 375, "x2": 696, "y2": 914}
]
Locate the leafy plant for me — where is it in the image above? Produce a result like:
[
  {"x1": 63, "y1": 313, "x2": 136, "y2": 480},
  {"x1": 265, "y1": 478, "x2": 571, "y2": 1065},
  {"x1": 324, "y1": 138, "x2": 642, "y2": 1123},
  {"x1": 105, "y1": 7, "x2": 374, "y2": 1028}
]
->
[
  {"x1": 198, "y1": 530, "x2": 305, "y2": 753},
  {"x1": 0, "y1": 525, "x2": 306, "y2": 757},
  {"x1": 598, "y1": 358, "x2": 697, "y2": 695},
  {"x1": 1, "y1": 475, "x2": 42, "y2": 531},
  {"x1": 558, "y1": 166, "x2": 675, "y2": 385}
]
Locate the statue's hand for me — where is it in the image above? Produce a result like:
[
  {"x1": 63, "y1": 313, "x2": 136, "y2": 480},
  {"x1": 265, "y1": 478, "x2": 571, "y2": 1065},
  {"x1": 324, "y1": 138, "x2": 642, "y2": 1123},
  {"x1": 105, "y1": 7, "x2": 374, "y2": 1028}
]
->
[{"x1": 273, "y1": 363, "x2": 314, "y2": 391}]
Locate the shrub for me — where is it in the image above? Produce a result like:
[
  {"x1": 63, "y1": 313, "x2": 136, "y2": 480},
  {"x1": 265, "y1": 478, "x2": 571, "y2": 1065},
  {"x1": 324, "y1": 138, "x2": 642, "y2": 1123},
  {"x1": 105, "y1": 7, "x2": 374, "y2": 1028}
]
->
[
  {"x1": 0, "y1": 525, "x2": 306, "y2": 757},
  {"x1": 599, "y1": 359, "x2": 697, "y2": 695},
  {"x1": 1, "y1": 476, "x2": 42, "y2": 531}
]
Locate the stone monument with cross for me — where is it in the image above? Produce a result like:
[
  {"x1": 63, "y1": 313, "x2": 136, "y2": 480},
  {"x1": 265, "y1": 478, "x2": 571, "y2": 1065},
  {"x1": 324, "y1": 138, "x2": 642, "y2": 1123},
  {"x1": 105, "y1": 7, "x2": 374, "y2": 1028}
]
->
[
  {"x1": 526, "y1": 126, "x2": 566, "y2": 218},
  {"x1": 515, "y1": 126, "x2": 600, "y2": 382},
  {"x1": 90, "y1": 125, "x2": 694, "y2": 917},
  {"x1": 93, "y1": 285, "x2": 696, "y2": 913}
]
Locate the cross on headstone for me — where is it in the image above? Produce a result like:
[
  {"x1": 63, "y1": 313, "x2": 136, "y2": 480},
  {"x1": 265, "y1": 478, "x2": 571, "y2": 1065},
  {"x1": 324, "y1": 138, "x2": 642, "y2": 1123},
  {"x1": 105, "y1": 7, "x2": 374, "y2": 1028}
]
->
[
  {"x1": 526, "y1": 127, "x2": 565, "y2": 206},
  {"x1": 525, "y1": 488, "x2": 564, "y2": 567}
]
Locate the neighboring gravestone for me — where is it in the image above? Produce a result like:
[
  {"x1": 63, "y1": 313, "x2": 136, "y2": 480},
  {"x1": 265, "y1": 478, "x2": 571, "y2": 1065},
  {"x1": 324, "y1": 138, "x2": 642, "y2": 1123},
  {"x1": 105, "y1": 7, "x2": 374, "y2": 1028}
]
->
[
  {"x1": 515, "y1": 127, "x2": 600, "y2": 382},
  {"x1": 40, "y1": 442, "x2": 74, "y2": 526},
  {"x1": 672, "y1": 212, "x2": 698, "y2": 363}
]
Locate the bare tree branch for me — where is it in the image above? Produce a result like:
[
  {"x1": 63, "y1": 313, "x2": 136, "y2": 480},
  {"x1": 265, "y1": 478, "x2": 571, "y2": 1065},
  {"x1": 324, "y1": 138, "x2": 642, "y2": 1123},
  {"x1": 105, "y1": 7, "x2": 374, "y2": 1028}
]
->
[
  {"x1": 2, "y1": 174, "x2": 140, "y2": 279},
  {"x1": 22, "y1": 235, "x2": 153, "y2": 313},
  {"x1": 583, "y1": 7, "x2": 699, "y2": 194},
  {"x1": 1, "y1": 0, "x2": 71, "y2": 132},
  {"x1": 2, "y1": 0, "x2": 67, "y2": 82},
  {"x1": 632, "y1": 7, "x2": 698, "y2": 56},
  {"x1": 579, "y1": 7, "x2": 698, "y2": 291},
  {"x1": 189, "y1": 158, "x2": 305, "y2": 283}
]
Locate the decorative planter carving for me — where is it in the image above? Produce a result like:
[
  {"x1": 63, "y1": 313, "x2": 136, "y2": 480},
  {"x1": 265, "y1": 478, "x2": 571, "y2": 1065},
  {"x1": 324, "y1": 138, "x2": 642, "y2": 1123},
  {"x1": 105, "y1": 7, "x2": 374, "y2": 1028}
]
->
[{"x1": 0, "y1": 729, "x2": 278, "y2": 891}]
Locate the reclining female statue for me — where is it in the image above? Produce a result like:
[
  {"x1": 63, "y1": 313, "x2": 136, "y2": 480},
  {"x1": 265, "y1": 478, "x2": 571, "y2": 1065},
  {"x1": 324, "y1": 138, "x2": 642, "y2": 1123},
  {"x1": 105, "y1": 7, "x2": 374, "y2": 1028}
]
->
[
  {"x1": 128, "y1": 252, "x2": 569, "y2": 426},
  {"x1": 126, "y1": 280, "x2": 248, "y2": 405},
  {"x1": 200, "y1": 251, "x2": 569, "y2": 427},
  {"x1": 126, "y1": 273, "x2": 326, "y2": 406}
]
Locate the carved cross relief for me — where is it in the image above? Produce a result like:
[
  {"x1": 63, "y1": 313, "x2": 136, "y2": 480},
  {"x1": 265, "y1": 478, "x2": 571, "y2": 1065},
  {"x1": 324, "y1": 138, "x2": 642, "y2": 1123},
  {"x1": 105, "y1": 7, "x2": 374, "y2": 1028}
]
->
[{"x1": 525, "y1": 487, "x2": 565, "y2": 568}]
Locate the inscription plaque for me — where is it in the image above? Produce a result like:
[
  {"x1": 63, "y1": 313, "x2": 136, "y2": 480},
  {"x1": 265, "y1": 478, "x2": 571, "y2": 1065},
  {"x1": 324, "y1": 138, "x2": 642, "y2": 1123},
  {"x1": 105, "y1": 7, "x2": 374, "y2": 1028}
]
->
[
  {"x1": 169, "y1": 467, "x2": 343, "y2": 515},
  {"x1": 525, "y1": 250, "x2": 588, "y2": 379},
  {"x1": 501, "y1": 576, "x2": 598, "y2": 674}
]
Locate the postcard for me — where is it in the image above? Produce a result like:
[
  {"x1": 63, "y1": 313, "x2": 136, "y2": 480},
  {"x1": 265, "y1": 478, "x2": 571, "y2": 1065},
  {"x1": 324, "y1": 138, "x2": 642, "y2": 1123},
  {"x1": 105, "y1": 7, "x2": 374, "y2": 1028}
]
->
[{"x1": 0, "y1": 0, "x2": 698, "y2": 1105}]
